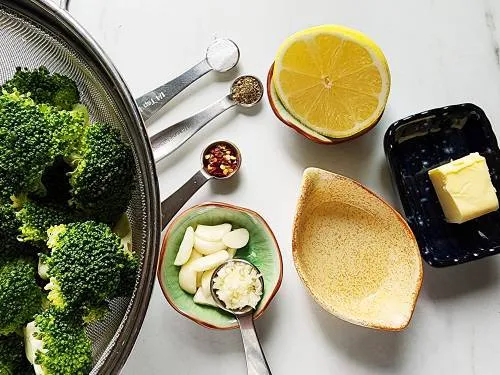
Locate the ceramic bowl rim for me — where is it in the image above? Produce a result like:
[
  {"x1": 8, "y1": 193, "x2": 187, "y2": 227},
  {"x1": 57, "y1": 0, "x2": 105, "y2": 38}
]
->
[
  {"x1": 157, "y1": 201, "x2": 283, "y2": 330},
  {"x1": 292, "y1": 168, "x2": 423, "y2": 331}
]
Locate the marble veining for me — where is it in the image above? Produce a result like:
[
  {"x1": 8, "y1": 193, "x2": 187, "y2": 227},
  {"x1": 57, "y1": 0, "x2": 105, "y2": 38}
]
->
[{"x1": 485, "y1": 7, "x2": 500, "y2": 66}]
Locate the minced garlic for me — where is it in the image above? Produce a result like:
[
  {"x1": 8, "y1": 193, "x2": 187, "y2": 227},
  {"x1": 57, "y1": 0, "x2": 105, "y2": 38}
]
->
[{"x1": 213, "y1": 262, "x2": 262, "y2": 310}]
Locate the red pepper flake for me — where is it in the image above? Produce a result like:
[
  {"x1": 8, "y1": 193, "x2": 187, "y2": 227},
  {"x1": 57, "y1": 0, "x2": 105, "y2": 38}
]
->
[{"x1": 203, "y1": 143, "x2": 239, "y2": 178}]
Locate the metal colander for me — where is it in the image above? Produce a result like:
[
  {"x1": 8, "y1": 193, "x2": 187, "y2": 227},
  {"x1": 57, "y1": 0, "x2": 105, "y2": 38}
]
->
[{"x1": 0, "y1": 0, "x2": 161, "y2": 373}]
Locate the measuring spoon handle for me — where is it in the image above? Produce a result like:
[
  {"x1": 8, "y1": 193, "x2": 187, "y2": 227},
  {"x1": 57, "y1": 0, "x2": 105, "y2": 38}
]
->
[
  {"x1": 136, "y1": 59, "x2": 212, "y2": 123},
  {"x1": 150, "y1": 95, "x2": 236, "y2": 162},
  {"x1": 160, "y1": 170, "x2": 211, "y2": 228},
  {"x1": 236, "y1": 314, "x2": 272, "y2": 375}
]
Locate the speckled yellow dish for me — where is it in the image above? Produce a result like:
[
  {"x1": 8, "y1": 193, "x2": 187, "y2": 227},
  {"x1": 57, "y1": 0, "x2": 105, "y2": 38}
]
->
[{"x1": 293, "y1": 168, "x2": 423, "y2": 330}]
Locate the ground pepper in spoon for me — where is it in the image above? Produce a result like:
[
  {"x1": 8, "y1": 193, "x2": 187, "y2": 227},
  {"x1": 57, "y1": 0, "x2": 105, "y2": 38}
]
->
[{"x1": 231, "y1": 76, "x2": 264, "y2": 106}]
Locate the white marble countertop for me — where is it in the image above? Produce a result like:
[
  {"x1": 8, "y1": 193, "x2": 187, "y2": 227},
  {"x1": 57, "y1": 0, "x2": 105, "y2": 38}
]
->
[{"x1": 69, "y1": 0, "x2": 500, "y2": 373}]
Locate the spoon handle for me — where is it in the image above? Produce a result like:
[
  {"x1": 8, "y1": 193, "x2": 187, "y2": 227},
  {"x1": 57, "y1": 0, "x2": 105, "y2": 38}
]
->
[
  {"x1": 160, "y1": 170, "x2": 211, "y2": 228},
  {"x1": 150, "y1": 95, "x2": 236, "y2": 162},
  {"x1": 236, "y1": 314, "x2": 272, "y2": 375},
  {"x1": 136, "y1": 59, "x2": 212, "y2": 123}
]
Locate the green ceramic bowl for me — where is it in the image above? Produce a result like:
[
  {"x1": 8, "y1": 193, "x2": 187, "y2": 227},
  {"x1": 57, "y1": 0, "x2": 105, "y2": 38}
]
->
[{"x1": 157, "y1": 202, "x2": 283, "y2": 329}]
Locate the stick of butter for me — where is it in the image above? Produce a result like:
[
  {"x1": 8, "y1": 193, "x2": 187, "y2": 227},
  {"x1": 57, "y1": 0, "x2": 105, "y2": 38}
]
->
[{"x1": 428, "y1": 152, "x2": 499, "y2": 224}]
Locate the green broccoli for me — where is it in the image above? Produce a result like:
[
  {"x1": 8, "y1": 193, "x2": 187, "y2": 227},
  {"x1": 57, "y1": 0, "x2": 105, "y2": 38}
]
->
[
  {"x1": 0, "y1": 67, "x2": 143, "y2": 373},
  {"x1": 15, "y1": 196, "x2": 83, "y2": 246},
  {"x1": 70, "y1": 104, "x2": 90, "y2": 126},
  {"x1": 111, "y1": 214, "x2": 138, "y2": 298},
  {"x1": 0, "y1": 204, "x2": 20, "y2": 249},
  {"x1": 1, "y1": 67, "x2": 80, "y2": 110},
  {"x1": 0, "y1": 204, "x2": 29, "y2": 260},
  {"x1": 0, "y1": 91, "x2": 56, "y2": 201},
  {"x1": 0, "y1": 258, "x2": 43, "y2": 336},
  {"x1": 44, "y1": 221, "x2": 136, "y2": 312},
  {"x1": 66, "y1": 122, "x2": 134, "y2": 225},
  {"x1": 39, "y1": 104, "x2": 87, "y2": 159},
  {"x1": 24, "y1": 310, "x2": 91, "y2": 375},
  {"x1": 82, "y1": 302, "x2": 110, "y2": 325},
  {"x1": 0, "y1": 90, "x2": 88, "y2": 202},
  {"x1": 113, "y1": 249, "x2": 139, "y2": 299},
  {"x1": 0, "y1": 334, "x2": 34, "y2": 375},
  {"x1": 0, "y1": 201, "x2": 38, "y2": 261}
]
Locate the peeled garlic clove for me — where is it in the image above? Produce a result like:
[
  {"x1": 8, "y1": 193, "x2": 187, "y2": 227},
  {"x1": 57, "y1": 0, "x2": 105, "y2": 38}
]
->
[
  {"x1": 191, "y1": 250, "x2": 230, "y2": 272},
  {"x1": 195, "y1": 223, "x2": 232, "y2": 242},
  {"x1": 196, "y1": 271, "x2": 202, "y2": 288},
  {"x1": 174, "y1": 226, "x2": 195, "y2": 266},
  {"x1": 194, "y1": 236, "x2": 227, "y2": 255},
  {"x1": 222, "y1": 228, "x2": 249, "y2": 249},
  {"x1": 179, "y1": 266, "x2": 197, "y2": 295},
  {"x1": 178, "y1": 250, "x2": 202, "y2": 294},
  {"x1": 201, "y1": 268, "x2": 216, "y2": 297},
  {"x1": 193, "y1": 287, "x2": 218, "y2": 307},
  {"x1": 227, "y1": 248, "x2": 237, "y2": 259}
]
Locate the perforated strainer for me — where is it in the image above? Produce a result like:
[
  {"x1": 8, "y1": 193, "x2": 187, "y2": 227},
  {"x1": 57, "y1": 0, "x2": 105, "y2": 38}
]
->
[{"x1": 0, "y1": 0, "x2": 164, "y2": 373}]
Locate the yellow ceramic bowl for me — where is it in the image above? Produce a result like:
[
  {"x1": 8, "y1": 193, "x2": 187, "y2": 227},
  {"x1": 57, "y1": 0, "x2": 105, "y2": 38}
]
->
[{"x1": 293, "y1": 168, "x2": 423, "y2": 330}]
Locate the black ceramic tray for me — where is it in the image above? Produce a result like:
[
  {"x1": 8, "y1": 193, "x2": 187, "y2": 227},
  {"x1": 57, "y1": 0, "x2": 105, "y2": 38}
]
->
[{"x1": 384, "y1": 103, "x2": 500, "y2": 267}]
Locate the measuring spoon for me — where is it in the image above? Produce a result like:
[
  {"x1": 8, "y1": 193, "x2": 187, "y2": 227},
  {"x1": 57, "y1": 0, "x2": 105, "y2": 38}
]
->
[
  {"x1": 136, "y1": 38, "x2": 240, "y2": 123},
  {"x1": 160, "y1": 140, "x2": 241, "y2": 226},
  {"x1": 211, "y1": 259, "x2": 272, "y2": 375},
  {"x1": 150, "y1": 75, "x2": 262, "y2": 162}
]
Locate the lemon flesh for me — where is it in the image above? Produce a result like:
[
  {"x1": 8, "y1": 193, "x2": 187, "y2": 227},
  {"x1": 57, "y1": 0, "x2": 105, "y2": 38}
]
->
[{"x1": 273, "y1": 25, "x2": 391, "y2": 139}]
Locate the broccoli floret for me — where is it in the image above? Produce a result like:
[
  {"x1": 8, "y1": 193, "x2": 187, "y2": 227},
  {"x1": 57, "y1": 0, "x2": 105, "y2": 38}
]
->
[
  {"x1": 70, "y1": 104, "x2": 90, "y2": 126},
  {"x1": 0, "y1": 334, "x2": 34, "y2": 375},
  {"x1": 24, "y1": 310, "x2": 91, "y2": 375},
  {"x1": 39, "y1": 105, "x2": 86, "y2": 159},
  {"x1": 0, "y1": 204, "x2": 31, "y2": 260},
  {"x1": 0, "y1": 90, "x2": 88, "y2": 202},
  {"x1": 0, "y1": 202, "x2": 36, "y2": 261},
  {"x1": 0, "y1": 91, "x2": 56, "y2": 200},
  {"x1": 111, "y1": 214, "x2": 138, "y2": 298},
  {"x1": 67, "y1": 122, "x2": 134, "y2": 225},
  {"x1": 0, "y1": 204, "x2": 20, "y2": 250},
  {"x1": 44, "y1": 221, "x2": 132, "y2": 312},
  {"x1": 0, "y1": 258, "x2": 43, "y2": 336},
  {"x1": 1, "y1": 67, "x2": 80, "y2": 110},
  {"x1": 15, "y1": 196, "x2": 83, "y2": 246},
  {"x1": 82, "y1": 302, "x2": 109, "y2": 325},
  {"x1": 113, "y1": 249, "x2": 139, "y2": 298}
]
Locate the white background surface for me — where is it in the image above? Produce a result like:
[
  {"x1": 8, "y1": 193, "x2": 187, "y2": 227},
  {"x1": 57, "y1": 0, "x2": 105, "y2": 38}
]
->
[{"x1": 68, "y1": 0, "x2": 500, "y2": 374}]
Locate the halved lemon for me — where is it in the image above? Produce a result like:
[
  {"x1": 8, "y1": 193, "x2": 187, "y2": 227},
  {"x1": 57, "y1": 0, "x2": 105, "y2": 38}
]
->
[{"x1": 273, "y1": 25, "x2": 391, "y2": 139}]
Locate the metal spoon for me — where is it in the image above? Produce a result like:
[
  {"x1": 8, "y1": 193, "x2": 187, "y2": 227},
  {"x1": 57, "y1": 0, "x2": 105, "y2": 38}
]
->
[
  {"x1": 136, "y1": 38, "x2": 240, "y2": 123},
  {"x1": 160, "y1": 140, "x2": 241, "y2": 226},
  {"x1": 210, "y1": 259, "x2": 272, "y2": 375},
  {"x1": 150, "y1": 75, "x2": 262, "y2": 162}
]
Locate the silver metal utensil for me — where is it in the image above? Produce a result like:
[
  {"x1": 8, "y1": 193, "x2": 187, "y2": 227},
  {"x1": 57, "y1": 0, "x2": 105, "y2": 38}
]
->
[
  {"x1": 150, "y1": 75, "x2": 262, "y2": 162},
  {"x1": 160, "y1": 140, "x2": 241, "y2": 225},
  {"x1": 136, "y1": 38, "x2": 240, "y2": 122},
  {"x1": 211, "y1": 259, "x2": 272, "y2": 375}
]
